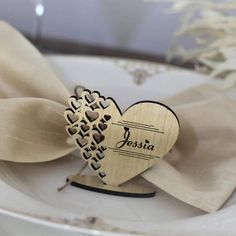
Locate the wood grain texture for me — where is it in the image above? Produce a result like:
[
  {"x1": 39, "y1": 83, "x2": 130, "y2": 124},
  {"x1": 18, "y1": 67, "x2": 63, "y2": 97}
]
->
[{"x1": 65, "y1": 90, "x2": 179, "y2": 186}]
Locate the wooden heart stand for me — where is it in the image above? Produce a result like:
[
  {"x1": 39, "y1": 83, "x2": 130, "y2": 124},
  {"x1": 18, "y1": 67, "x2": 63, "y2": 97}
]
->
[{"x1": 64, "y1": 89, "x2": 179, "y2": 198}]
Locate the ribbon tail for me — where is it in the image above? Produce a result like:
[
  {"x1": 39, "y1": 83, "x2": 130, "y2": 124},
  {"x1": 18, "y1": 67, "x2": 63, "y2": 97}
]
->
[{"x1": 0, "y1": 21, "x2": 70, "y2": 104}]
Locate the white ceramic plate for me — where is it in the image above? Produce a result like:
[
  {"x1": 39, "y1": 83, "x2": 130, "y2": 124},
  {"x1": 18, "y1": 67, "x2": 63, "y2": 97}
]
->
[{"x1": 0, "y1": 56, "x2": 236, "y2": 236}]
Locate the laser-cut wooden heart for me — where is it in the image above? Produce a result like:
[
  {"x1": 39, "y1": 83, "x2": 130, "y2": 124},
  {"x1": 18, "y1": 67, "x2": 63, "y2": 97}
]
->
[{"x1": 65, "y1": 90, "x2": 179, "y2": 186}]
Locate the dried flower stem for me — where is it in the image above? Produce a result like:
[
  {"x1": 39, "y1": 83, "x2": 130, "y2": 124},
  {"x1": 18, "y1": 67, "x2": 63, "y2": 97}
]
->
[{"x1": 152, "y1": 0, "x2": 236, "y2": 88}]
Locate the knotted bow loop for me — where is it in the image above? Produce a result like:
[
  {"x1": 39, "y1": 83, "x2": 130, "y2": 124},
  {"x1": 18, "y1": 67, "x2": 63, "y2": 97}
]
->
[
  {"x1": 0, "y1": 98, "x2": 76, "y2": 162},
  {"x1": 0, "y1": 21, "x2": 76, "y2": 162}
]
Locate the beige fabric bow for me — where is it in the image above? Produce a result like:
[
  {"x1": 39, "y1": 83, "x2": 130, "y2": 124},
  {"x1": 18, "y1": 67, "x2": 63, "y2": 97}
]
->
[{"x1": 0, "y1": 21, "x2": 236, "y2": 213}]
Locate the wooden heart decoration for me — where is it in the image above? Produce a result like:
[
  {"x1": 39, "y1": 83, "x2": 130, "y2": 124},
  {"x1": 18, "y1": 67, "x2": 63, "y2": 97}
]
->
[{"x1": 65, "y1": 90, "x2": 179, "y2": 186}]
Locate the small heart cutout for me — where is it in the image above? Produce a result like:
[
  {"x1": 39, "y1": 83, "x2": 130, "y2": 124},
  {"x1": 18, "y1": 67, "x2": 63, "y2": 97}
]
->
[
  {"x1": 99, "y1": 172, "x2": 106, "y2": 178},
  {"x1": 91, "y1": 160, "x2": 101, "y2": 170},
  {"x1": 86, "y1": 111, "x2": 99, "y2": 122},
  {"x1": 98, "y1": 123, "x2": 107, "y2": 131},
  {"x1": 91, "y1": 102, "x2": 99, "y2": 110},
  {"x1": 76, "y1": 137, "x2": 88, "y2": 148},
  {"x1": 97, "y1": 151, "x2": 105, "y2": 160},
  {"x1": 93, "y1": 133, "x2": 105, "y2": 144},
  {"x1": 83, "y1": 151, "x2": 92, "y2": 160},
  {"x1": 69, "y1": 96, "x2": 81, "y2": 110},
  {"x1": 65, "y1": 110, "x2": 79, "y2": 124},
  {"x1": 100, "y1": 100, "x2": 109, "y2": 109},
  {"x1": 85, "y1": 94, "x2": 95, "y2": 103},
  {"x1": 67, "y1": 126, "x2": 78, "y2": 135},
  {"x1": 81, "y1": 124, "x2": 90, "y2": 132},
  {"x1": 104, "y1": 115, "x2": 111, "y2": 121}
]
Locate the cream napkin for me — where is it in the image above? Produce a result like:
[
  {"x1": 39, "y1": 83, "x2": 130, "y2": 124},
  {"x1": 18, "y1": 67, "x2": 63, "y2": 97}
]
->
[
  {"x1": 0, "y1": 21, "x2": 236, "y2": 212},
  {"x1": 0, "y1": 21, "x2": 76, "y2": 162},
  {"x1": 143, "y1": 85, "x2": 236, "y2": 212}
]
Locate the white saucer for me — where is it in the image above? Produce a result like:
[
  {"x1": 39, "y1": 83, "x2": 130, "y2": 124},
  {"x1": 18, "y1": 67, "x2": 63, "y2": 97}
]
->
[{"x1": 0, "y1": 55, "x2": 235, "y2": 236}]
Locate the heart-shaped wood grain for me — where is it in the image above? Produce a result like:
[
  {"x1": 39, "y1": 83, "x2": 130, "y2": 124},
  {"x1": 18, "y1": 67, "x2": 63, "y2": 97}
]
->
[{"x1": 65, "y1": 90, "x2": 179, "y2": 186}]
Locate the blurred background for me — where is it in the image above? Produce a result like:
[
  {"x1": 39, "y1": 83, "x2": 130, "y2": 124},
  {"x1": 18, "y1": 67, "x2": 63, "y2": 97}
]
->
[{"x1": 0, "y1": 0, "x2": 184, "y2": 64}]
